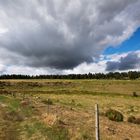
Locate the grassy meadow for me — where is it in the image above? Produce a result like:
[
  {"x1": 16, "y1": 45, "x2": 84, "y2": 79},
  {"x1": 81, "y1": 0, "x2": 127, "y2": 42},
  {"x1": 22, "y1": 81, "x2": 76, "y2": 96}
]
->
[{"x1": 0, "y1": 79, "x2": 140, "y2": 140}]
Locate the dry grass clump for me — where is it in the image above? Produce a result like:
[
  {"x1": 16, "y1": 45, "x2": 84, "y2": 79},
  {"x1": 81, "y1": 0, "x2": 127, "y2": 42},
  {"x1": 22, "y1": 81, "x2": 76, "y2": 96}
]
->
[{"x1": 41, "y1": 113, "x2": 57, "y2": 126}]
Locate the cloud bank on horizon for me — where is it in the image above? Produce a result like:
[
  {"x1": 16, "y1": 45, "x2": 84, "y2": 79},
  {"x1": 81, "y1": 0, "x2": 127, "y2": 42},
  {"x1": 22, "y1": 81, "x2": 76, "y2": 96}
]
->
[
  {"x1": 0, "y1": 0, "x2": 140, "y2": 74},
  {"x1": 106, "y1": 52, "x2": 140, "y2": 71}
]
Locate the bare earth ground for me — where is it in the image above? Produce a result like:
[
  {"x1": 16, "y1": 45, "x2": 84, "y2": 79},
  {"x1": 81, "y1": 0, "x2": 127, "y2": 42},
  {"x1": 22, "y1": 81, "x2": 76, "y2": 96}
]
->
[{"x1": 0, "y1": 79, "x2": 140, "y2": 140}]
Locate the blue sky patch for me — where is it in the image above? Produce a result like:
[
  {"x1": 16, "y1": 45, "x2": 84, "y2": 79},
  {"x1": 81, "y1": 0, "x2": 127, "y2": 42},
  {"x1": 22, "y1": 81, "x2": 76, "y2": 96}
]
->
[{"x1": 104, "y1": 27, "x2": 140, "y2": 55}]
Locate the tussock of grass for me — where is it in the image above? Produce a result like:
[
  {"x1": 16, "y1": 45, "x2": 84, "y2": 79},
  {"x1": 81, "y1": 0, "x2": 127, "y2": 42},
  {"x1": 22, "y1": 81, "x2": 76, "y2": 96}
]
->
[{"x1": 24, "y1": 121, "x2": 69, "y2": 140}]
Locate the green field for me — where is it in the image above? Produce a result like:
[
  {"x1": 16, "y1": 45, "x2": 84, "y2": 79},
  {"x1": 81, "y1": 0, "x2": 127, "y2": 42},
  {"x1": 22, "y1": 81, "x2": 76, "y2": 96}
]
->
[{"x1": 0, "y1": 79, "x2": 140, "y2": 140}]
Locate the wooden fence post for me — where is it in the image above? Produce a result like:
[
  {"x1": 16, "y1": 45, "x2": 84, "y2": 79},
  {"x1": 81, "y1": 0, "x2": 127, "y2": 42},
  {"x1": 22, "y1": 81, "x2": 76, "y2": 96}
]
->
[{"x1": 95, "y1": 104, "x2": 100, "y2": 140}]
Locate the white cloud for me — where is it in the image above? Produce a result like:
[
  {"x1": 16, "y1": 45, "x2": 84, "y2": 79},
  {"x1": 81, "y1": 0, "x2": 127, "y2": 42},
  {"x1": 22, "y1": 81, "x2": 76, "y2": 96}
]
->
[{"x1": 64, "y1": 61, "x2": 106, "y2": 74}]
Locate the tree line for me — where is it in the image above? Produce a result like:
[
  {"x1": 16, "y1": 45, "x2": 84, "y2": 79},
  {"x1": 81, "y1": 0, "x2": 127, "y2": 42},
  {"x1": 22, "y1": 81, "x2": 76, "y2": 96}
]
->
[{"x1": 0, "y1": 71, "x2": 140, "y2": 80}]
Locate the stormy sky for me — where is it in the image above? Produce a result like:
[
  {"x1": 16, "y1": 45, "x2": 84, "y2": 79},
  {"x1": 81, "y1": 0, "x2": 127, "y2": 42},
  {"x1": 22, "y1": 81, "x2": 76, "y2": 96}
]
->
[{"x1": 0, "y1": 0, "x2": 140, "y2": 74}]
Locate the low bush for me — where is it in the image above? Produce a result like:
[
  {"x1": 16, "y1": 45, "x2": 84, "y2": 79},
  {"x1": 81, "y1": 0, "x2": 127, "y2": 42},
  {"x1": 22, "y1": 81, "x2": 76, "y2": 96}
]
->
[
  {"x1": 71, "y1": 99, "x2": 75, "y2": 105},
  {"x1": 5, "y1": 110, "x2": 24, "y2": 122},
  {"x1": 127, "y1": 116, "x2": 136, "y2": 123},
  {"x1": 135, "y1": 118, "x2": 140, "y2": 124},
  {"x1": 105, "y1": 109, "x2": 123, "y2": 122},
  {"x1": 128, "y1": 116, "x2": 140, "y2": 125},
  {"x1": 132, "y1": 92, "x2": 138, "y2": 97},
  {"x1": 42, "y1": 99, "x2": 53, "y2": 105}
]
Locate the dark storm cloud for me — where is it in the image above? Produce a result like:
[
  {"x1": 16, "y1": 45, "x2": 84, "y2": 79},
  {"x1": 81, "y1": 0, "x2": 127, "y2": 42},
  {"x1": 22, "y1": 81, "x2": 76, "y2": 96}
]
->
[
  {"x1": 0, "y1": 0, "x2": 140, "y2": 70},
  {"x1": 106, "y1": 52, "x2": 140, "y2": 71}
]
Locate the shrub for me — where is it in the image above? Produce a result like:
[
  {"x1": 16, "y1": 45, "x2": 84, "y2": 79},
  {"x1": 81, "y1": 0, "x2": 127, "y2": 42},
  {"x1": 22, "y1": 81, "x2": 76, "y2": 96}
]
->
[
  {"x1": 42, "y1": 99, "x2": 53, "y2": 105},
  {"x1": 82, "y1": 133, "x2": 91, "y2": 140},
  {"x1": 127, "y1": 116, "x2": 136, "y2": 123},
  {"x1": 132, "y1": 92, "x2": 138, "y2": 97},
  {"x1": 105, "y1": 109, "x2": 123, "y2": 122},
  {"x1": 71, "y1": 99, "x2": 75, "y2": 105},
  {"x1": 135, "y1": 118, "x2": 140, "y2": 124},
  {"x1": 5, "y1": 110, "x2": 24, "y2": 121},
  {"x1": 128, "y1": 116, "x2": 140, "y2": 125}
]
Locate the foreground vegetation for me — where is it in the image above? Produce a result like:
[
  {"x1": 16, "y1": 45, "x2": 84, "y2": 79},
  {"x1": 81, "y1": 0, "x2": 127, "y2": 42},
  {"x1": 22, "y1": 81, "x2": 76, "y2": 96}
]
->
[{"x1": 0, "y1": 79, "x2": 140, "y2": 140}]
